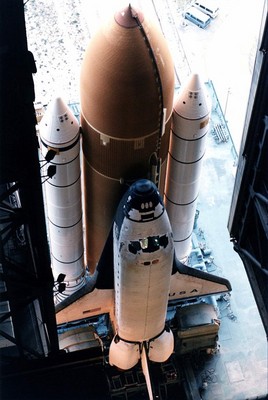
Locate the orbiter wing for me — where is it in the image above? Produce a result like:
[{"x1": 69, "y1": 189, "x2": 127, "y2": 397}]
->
[{"x1": 169, "y1": 255, "x2": 232, "y2": 301}]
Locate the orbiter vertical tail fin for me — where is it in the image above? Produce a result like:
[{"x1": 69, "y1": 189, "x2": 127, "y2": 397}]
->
[{"x1": 141, "y1": 343, "x2": 154, "y2": 400}]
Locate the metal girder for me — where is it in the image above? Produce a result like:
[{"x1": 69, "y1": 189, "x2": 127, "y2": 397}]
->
[
  {"x1": 0, "y1": 0, "x2": 59, "y2": 360},
  {"x1": 228, "y1": 6, "x2": 268, "y2": 336}
]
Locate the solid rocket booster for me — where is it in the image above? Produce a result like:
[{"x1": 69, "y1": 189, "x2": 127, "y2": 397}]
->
[
  {"x1": 39, "y1": 97, "x2": 85, "y2": 302},
  {"x1": 80, "y1": 5, "x2": 174, "y2": 271},
  {"x1": 164, "y1": 74, "x2": 211, "y2": 260},
  {"x1": 109, "y1": 180, "x2": 174, "y2": 370}
]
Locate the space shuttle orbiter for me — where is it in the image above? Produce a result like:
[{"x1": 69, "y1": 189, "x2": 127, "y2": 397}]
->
[{"x1": 56, "y1": 179, "x2": 231, "y2": 400}]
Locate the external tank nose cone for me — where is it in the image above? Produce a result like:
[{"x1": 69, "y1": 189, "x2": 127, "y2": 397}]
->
[
  {"x1": 114, "y1": 4, "x2": 144, "y2": 27},
  {"x1": 80, "y1": 5, "x2": 174, "y2": 138}
]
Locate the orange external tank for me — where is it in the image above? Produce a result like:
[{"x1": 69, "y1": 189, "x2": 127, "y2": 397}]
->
[{"x1": 80, "y1": 5, "x2": 174, "y2": 272}]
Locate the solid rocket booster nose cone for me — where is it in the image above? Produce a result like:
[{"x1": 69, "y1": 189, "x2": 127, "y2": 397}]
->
[
  {"x1": 40, "y1": 97, "x2": 79, "y2": 147},
  {"x1": 48, "y1": 97, "x2": 68, "y2": 117},
  {"x1": 174, "y1": 73, "x2": 210, "y2": 121},
  {"x1": 114, "y1": 4, "x2": 144, "y2": 27},
  {"x1": 187, "y1": 73, "x2": 203, "y2": 92}
]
